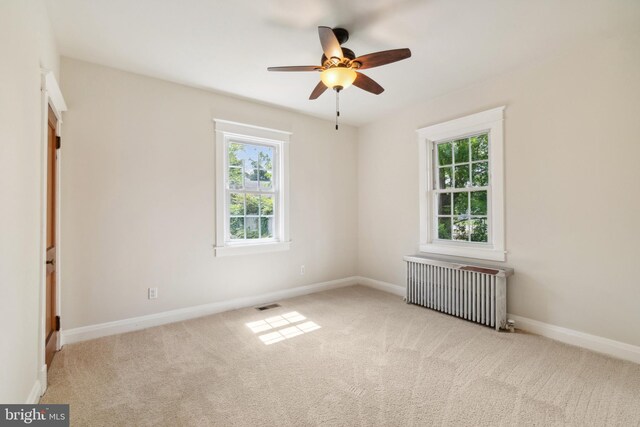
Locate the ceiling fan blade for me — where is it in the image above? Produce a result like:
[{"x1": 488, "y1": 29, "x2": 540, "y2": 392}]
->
[
  {"x1": 318, "y1": 26, "x2": 343, "y2": 60},
  {"x1": 309, "y1": 81, "x2": 328, "y2": 100},
  {"x1": 267, "y1": 66, "x2": 321, "y2": 72},
  {"x1": 353, "y1": 48, "x2": 411, "y2": 70},
  {"x1": 353, "y1": 72, "x2": 384, "y2": 95}
]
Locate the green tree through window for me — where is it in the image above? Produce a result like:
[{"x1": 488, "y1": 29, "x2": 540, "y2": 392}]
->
[
  {"x1": 227, "y1": 141, "x2": 275, "y2": 241},
  {"x1": 435, "y1": 133, "x2": 489, "y2": 243}
]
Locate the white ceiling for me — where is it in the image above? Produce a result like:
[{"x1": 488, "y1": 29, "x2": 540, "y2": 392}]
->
[{"x1": 46, "y1": 0, "x2": 640, "y2": 126}]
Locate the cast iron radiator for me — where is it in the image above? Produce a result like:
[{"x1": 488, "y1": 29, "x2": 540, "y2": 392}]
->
[{"x1": 403, "y1": 255, "x2": 513, "y2": 331}]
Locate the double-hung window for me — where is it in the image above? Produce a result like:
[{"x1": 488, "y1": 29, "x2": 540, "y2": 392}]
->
[
  {"x1": 434, "y1": 134, "x2": 490, "y2": 243},
  {"x1": 214, "y1": 120, "x2": 291, "y2": 256},
  {"x1": 417, "y1": 107, "x2": 506, "y2": 261}
]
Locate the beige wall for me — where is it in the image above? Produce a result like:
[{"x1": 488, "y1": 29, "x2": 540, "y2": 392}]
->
[
  {"x1": 3, "y1": 0, "x2": 637, "y2": 405},
  {"x1": 358, "y1": 31, "x2": 640, "y2": 347},
  {"x1": 59, "y1": 58, "x2": 358, "y2": 329},
  {"x1": 0, "y1": 0, "x2": 59, "y2": 403},
  {"x1": 53, "y1": 25, "x2": 640, "y2": 360}
]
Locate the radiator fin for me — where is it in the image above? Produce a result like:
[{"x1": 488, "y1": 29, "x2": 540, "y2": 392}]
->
[{"x1": 405, "y1": 257, "x2": 509, "y2": 331}]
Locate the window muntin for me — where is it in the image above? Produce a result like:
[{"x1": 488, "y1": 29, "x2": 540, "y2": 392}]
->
[
  {"x1": 225, "y1": 140, "x2": 278, "y2": 243},
  {"x1": 433, "y1": 133, "x2": 490, "y2": 244}
]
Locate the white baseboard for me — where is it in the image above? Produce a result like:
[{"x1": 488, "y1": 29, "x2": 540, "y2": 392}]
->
[
  {"x1": 508, "y1": 314, "x2": 640, "y2": 365},
  {"x1": 26, "y1": 380, "x2": 42, "y2": 404},
  {"x1": 356, "y1": 276, "x2": 640, "y2": 365},
  {"x1": 39, "y1": 364, "x2": 47, "y2": 396},
  {"x1": 59, "y1": 274, "x2": 640, "y2": 366},
  {"x1": 357, "y1": 276, "x2": 405, "y2": 297},
  {"x1": 61, "y1": 276, "x2": 359, "y2": 345}
]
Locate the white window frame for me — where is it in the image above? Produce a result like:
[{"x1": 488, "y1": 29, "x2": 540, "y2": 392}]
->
[
  {"x1": 417, "y1": 106, "x2": 506, "y2": 261},
  {"x1": 214, "y1": 119, "x2": 291, "y2": 256}
]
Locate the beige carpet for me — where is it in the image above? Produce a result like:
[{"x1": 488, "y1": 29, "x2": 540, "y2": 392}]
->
[{"x1": 41, "y1": 285, "x2": 640, "y2": 426}]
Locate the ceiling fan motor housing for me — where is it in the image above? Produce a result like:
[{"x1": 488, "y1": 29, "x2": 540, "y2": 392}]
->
[
  {"x1": 332, "y1": 27, "x2": 349, "y2": 45},
  {"x1": 321, "y1": 47, "x2": 356, "y2": 66},
  {"x1": 321, "y1": 28, "x2": 353, "y2": 65}
]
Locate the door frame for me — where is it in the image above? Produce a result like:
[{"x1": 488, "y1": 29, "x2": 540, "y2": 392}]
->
[{"x1": 38, "y1": 70, "x2": 66, "y2": 396}]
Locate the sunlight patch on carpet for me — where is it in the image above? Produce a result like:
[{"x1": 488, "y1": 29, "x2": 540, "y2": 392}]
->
[
  {"x1": 258, "y1": 321, "x2": 321, "y2": 345},
  {"x1": 246, "y1": 311, "x2": 306, "y2": 333},
  {"x1": 246, "y1": 311, "x2": 320, "y2": 345}
]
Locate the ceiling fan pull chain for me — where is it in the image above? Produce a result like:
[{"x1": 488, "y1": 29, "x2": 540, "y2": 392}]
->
[{"x1": 335, "y1": 89, "x2": 340, "y2": 130}]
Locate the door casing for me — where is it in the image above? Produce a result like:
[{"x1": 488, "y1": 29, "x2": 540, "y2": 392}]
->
[
  {"x1": 45, "y1": 105, "x2": 58, "y2": 369},
  {"x1": 38, "y1": 70, "x2": 67, "y2": 395}
]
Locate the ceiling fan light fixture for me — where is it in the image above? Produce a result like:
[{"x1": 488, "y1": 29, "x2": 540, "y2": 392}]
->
[{"x1": 320, "y1": 66, "x2": 357, "y2": 90}]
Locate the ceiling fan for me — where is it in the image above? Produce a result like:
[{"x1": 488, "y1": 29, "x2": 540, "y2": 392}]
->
[{"x1": 267, "y1": 26, "x2": 411, "y2": 129}]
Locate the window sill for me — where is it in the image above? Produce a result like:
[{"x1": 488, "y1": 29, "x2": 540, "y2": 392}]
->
[
  {"x1": 214, "y1": 241, "x2": 291, "y2": 257},
  {"x1": 419, "y1": 243, "x2": 505, "y2": 262}
]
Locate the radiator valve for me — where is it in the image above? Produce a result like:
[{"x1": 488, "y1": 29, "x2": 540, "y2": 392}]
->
[{"x1": 506, "y1": 319, "x2": 515, "y2": 332}]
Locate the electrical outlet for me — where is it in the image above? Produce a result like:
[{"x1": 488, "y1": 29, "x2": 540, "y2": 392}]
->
[
  {"x1": 300, "y1": 265, "x2": 305, "y2": 275},
  {"x1": 148, "y1": 287, "x2": 158, "y2": 300}
]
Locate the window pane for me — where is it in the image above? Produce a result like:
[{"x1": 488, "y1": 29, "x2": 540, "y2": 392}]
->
[
  {"x1": 472, "y1": 161, "x2": 489, "y2": 187},
  {"x1": 229, "y1": 166, "x2": 243, "y2": 189},
  {"x1": 260, "y1": 195, "x2": 274, "y2": 215},
  {"x1": 438, "y1": 193, "x2": 451, "y2": 215},
  {"x1": 454, "y1": 164, "x2": 470, "y2": 188},
  {"x1": 437, "y1": 143, "x2": 452, "y2": 166},
  {"x1": 237, "y1": 144, "x2": 256, "y2": 190},
  {"x1": 229, "y1": 193, "x2": 244, "y2": 215},
  {"x1": 453, "y1": 219, "x2": 470, "y2": 241},
  {"x1": 260, "y1": 169, "x2": 273, "y2": 190},
  {"x1": 453, "y1": 139, "x2": 469, "y2": 163},
  {"x1": 470, "y1": 218, "x2": 488, "y2": 242},
  {"x1": 258, "y1": 147, "x2": 273, "y2": 170},
  {"x1": 439, "y1": 167, "x2": 453, "y2": 189},
  {"x1": 260, "y1": 217, "x2": 273, "y2": 238},
  {"x1": 244, "y1": 164, "x2": 259, "y2": 190},
  {"x1": 470, "y1": 191, "x2": 487, "y2": 215},
  {"x1": 258, "y1": 147, "x2": 274, "y2": 190},
  {"x1": 246, "y1": 217, "x2": 259, "y2": 239},
  {"x1": 246, "y1": 194, "x2": 259, "y2": 215},
  {"x1": 228, "y1": 142, "x2": 243, "y2": 166},
  {"x1": 471, "y1": 134, "x2": 489, "y2": 161},
  {"x1": 453, "y1": 192, "x2": 468, "y2": 216},
  {"x1": 438, "y1": 217, "x2": 452, "y2": 240},
  {"x1": 230, "y1": 217, "x2": 244, "y2": 239}
]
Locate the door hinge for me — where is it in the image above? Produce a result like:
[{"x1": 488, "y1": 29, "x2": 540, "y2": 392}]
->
[
  {"x1": 56, "y1": 136, "x2": 61, "y2": 150},
  {"x1": 55, "y1": 315, "x2": 61, "y2": 331}
]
